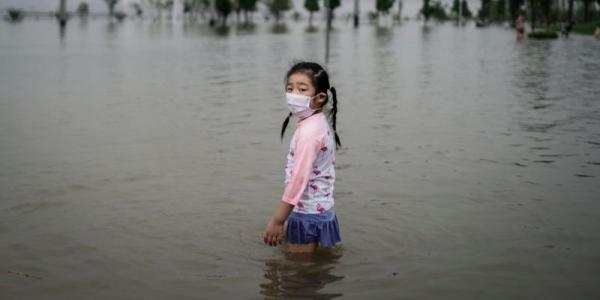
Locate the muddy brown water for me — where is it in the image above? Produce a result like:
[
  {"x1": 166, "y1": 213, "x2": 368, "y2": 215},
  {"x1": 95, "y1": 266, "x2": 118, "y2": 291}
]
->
[{"x1": 1, "y1": 19, "x2": 600, "y2": 299}]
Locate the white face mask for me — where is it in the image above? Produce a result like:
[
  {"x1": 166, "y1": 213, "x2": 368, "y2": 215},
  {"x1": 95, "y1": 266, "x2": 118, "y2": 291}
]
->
[{"x1": 285, "y1": 92, "x2": 316, "y2": 119}]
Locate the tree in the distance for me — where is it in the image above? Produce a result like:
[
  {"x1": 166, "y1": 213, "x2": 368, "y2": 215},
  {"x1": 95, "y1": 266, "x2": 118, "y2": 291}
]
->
[
  {"x1": 304, "y1": 0, "x2": 319, "y2": 27},
  {"x1": 265, "y1": 0, "x2": 292, "y2": 23}
]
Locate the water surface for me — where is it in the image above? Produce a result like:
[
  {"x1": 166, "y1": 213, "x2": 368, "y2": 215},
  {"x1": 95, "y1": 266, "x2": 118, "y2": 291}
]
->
[{"x1": 1, "y1": 19, "x2": 600, "y2": 299}]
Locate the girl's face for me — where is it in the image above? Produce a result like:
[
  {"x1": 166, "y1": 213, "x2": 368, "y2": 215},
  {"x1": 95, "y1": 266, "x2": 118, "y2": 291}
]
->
[{"x1": 286, "y1": 72, "x2": 327, "y2": 110}]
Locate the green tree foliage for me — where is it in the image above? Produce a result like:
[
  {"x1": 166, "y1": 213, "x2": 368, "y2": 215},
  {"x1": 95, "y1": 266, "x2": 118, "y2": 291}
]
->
[
  {"x1": 376, "y1": 0, "x2": 396, "y2": 15},
  {"x1": 421, "y1": 0, "x2": 432, "y2": 22},
  {"x1": 567, "y1": 0, "x2": 574, "y2": 20},
  {"x1": 7, "y1": 8, "x2": 23, "y2": 21},
  {"x1": 77, "y1": 2, "x2": 90, "y2": 16},
  {"x1": 239, "y1": 0, "x2": 257, "y2": 24},
  {"x1": 496, "y1": 0, "x2": 506, "y2": 20},
  {"x1": 580, "y1": 0, "x2": 593, "y2": 21},
  {"x1": 420, "y1": 0, "x2": 448, "y2": 21},
  {"x1": 184, "y1": 0, "x2": 210, "y2": 12},
  {"x1": 304, "y1": 0, "x2": 319, "y2": 12},
  {"x1": 265, "y1": 0, "x2": 292, "y2": 22},
  {"x1": 216, "y1": 0, "x2": 232, "y2": 25},
  {"x1": 429, "y1": 1, "x2": 449, "y2": 20},
  {"x1": 324, "y1": 0, "x2": 341, "y2": 10},
  {"x1": 133, "y1": 3, "x2": 144, "y2": 16},
  {"x1": 477, "y1": 0, "x2": 491, "y2": 20},
  {"x1": 239, "y1": 0, "x2": 257, "y2": 11},
  {"x1": 104, "y1": 0, "x2": 119, "y2": 15},
  {"x1": 323, "y1": 0, "x2": 339, "y2": 30},
  {"x1": 528, "y1": 0, "x2": 536, "y2": 30},
  {"x1": 539, "y1": 0, "x2": 551, "y2": 25},
  {"x1": 451, "y1": 0, "x2": 473, "y2": 18},
  {"x1": 478, "y1": 0, "x2": 511, "y2": 21},
  {"x1": 528, "y1": 30, "x2": 558, "y2": 38},
  {"x1": 509, "y1": 0, "x2": 523, "y2": 21},
  {"x1": 304, "y1": 0, "x2": 319, "y2": 27},
  {"x1": 183, "y1": 1, "x2": 193, "y2": 13}
]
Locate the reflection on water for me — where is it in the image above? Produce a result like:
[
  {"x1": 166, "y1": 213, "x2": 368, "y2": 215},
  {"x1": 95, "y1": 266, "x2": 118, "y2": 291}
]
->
[
  {"x1": 305, "y1": 25, "x2": 319, "y2": 33},
  {"x1": 270, "y1": 23, "x2": 289, "y2": 34},
  {"x1": 260, "y1": 250, "x2": 344, "y2": 299}
]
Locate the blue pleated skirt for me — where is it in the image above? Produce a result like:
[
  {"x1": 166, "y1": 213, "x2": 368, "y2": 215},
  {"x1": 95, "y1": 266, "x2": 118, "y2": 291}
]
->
[{"x1": 285, "y1": 208, "x2": 341, "y2": 248}]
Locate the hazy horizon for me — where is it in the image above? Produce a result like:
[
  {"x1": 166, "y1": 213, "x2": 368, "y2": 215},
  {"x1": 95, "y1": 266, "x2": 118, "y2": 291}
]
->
[{"x1": 0, "y1": 0, "x2": 479, "y2": 19}]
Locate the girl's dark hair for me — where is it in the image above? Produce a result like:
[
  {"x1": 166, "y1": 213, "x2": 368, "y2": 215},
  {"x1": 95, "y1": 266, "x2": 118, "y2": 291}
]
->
[{"x1": 281, "y1": 61, "x2": 341, "y2": 149}]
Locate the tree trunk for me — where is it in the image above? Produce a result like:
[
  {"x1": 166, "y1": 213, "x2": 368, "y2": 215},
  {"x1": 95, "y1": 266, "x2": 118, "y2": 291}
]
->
[
  {"x1": 58, "y1": 0, "x2": 67, "y2": 26},
  {"x1": 59, "y1": 0, "x2": 67, "y2": 15},
  {"x1": 354, "y1": 0, "x2": 359, "y2": 27},
  {"x1": 399, "y1": 0, "x2": 403, "y2": 17},
  {"x1": 424, "y1": 0, "x2": 430, "y2": 23},
  {"x1": 567, "y1": 0, "x2": 573, "y2": 20},
  {"x1": 530, "y1": 0, "x2": 536, "y2": 31}
]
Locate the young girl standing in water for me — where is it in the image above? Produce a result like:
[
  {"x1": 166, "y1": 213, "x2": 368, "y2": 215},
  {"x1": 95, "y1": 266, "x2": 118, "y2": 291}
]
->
[{"x1": 263, "y1": 62, "x2": 341, "y2": 253}]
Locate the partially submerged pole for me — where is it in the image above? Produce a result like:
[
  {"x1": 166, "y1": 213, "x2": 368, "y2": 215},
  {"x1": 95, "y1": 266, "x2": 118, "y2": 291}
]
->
[
  {"x1": 458, "y1": 0, "x2": 463, "y2": 24},
  {"x1": 209, "y1": 0, "x2": 216, "y2": 26},
  {"x1": 58, "y1": 0, "x2": 67, "y2": 27},
  {"x1": 529, "y1": 0, "x2": 535, "y2": 31},
  {"x1": 173, "y1": 0, "x2": 180, "y2": 21},
  {"x1": 353, "y1": 0, "x2": 359, "y2": 28},
  {"x1": 398, "y1": 0, "x2": 403, "y2": 21}
]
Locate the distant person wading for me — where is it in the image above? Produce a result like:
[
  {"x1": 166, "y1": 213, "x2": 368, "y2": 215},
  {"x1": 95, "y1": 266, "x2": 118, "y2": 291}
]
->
[{"x1": 515, "y1": 15, "x2": 525, "y2": 40}]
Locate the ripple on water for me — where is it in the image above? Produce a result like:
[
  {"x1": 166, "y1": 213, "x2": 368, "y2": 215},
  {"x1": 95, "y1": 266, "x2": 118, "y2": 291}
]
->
[
  {"x1": 573, "y1": 174, "x2": 595, "y2": 178},
  {"x1": 519, "y1": 122, "x2": 557, "y2": 133},
  {"x1": 9, "y1": 200, "x2": 69, "y2": 214},
  {"x1": 532, "y1": 160, "x2": 555, "y2": 164}
]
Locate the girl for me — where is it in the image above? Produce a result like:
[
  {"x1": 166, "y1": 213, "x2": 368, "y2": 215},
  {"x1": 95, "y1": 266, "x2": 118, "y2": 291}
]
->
[{"x1": 263, "y1": 62, "x2": 342, "y2": 253}]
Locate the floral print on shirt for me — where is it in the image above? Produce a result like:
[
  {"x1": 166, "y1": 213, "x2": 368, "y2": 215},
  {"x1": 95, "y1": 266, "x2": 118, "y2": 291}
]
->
[{"x1": 282, "y1": 113, "x2": 336, "y2": 214}]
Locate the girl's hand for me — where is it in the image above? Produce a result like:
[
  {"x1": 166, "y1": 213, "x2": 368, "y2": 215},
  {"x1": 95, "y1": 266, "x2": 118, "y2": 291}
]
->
[
  {"x1": 263, "y1": 218, "x2": 284, "y2": 247},
  {"x1": 263, "y1": 202, "x2": 294, "y2": 247}
]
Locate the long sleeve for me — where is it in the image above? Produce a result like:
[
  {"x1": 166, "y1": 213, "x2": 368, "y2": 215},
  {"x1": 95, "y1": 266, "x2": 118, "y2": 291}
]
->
[{"x1": 281, "y1": 130, "x2": 322, "y2": 206}]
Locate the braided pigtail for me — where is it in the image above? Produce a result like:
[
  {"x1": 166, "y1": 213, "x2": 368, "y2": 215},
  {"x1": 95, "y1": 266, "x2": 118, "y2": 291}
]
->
[
  {"x1": 329, "y1": 86, "x2": 341, "y2": 150},
  {"x1": 280, "y1": 112, "x2": 293, "y2": 141}
]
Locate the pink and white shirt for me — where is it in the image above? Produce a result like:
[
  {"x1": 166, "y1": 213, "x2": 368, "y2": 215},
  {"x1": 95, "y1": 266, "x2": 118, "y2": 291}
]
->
[{"x1": 282, "y1": 112, "x2": 336, "y2": 214}]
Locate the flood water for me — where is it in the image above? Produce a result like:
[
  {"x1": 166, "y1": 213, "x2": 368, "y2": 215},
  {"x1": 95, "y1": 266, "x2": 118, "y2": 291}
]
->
[{"x1": 1, "y1": 18, "x2": 600, "y2": 299}]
